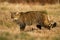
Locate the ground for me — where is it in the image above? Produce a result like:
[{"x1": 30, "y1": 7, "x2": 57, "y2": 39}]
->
[{"x1": 0, "y1": 2, "x2": 60, "y2": 40}]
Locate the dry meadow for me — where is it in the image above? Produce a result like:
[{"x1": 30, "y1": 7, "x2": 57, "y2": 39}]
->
[{"x1": 0, "y1": 2, "x2": 60, "y2": 40}]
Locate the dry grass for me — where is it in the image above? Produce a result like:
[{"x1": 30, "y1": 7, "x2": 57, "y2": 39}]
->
[{"x1": 0, "y1": 2, "x2": 60, "y2": 40}]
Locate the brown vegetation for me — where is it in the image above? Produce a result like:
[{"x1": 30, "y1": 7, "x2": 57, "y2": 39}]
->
[{"x1": 0, "y1": 0, "x2": 60, "y2": 4}]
